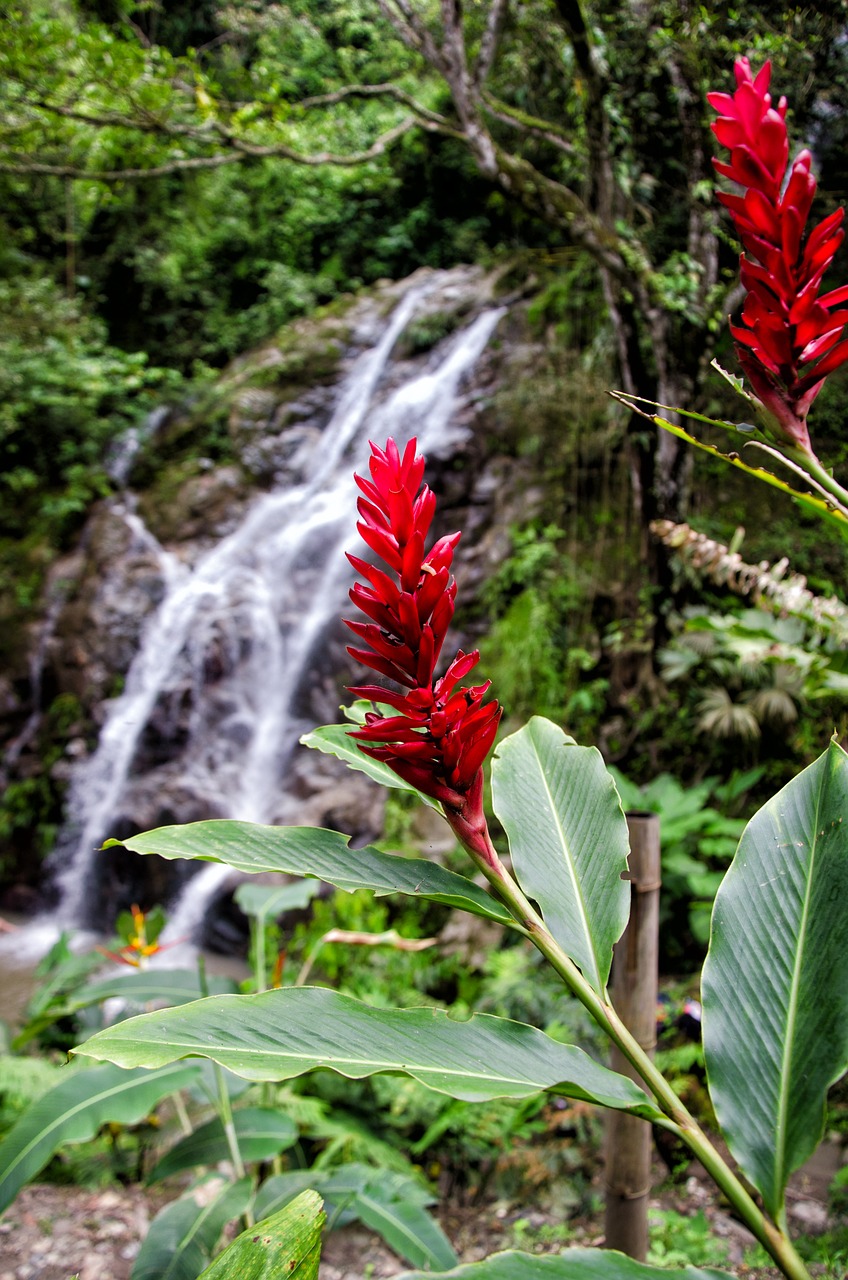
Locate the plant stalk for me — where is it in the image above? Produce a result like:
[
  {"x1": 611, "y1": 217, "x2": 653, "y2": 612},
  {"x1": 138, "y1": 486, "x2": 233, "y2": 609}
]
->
[
  {"x1": 787, "y1": 443, "x2": 848, "y2": 515},
  {"x1": 462, "y1": 829, "x2": 812, "y2": 1280},
  {"x1": 199, "y1": 954, "x2": 255, "y2": 1226}
]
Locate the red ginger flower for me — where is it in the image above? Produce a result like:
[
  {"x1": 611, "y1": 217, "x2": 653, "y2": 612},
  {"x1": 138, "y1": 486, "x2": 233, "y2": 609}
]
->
[
  {"x1": 709, "y1": 57, "x2": 848, "y2": 452},
  {"x1": 345, "y1": 438, "x2": 501, "y2": 833}
]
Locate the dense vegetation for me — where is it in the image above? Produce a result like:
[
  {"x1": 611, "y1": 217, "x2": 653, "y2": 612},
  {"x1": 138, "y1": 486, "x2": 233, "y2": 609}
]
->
[
  {"x1": 0, "y1": 5, "x2": 846, "y2": 1275},
  {"x1": 3, "y1": 0, "x2": 848, "y2": 886}
]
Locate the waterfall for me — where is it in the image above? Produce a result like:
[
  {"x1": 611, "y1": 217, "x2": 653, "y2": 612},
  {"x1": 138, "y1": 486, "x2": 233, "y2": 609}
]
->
[{"x1": 36, "y1": 280, "x2": 505, "y2": 945}]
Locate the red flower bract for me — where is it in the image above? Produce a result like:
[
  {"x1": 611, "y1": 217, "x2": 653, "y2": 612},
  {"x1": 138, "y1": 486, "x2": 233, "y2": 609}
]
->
[
  {"x1": 709, "y1": 58, "x2": 848, "y2": 451},
  {"x1": 345, "y1": 438, "x2": 501, "y2": 817}
]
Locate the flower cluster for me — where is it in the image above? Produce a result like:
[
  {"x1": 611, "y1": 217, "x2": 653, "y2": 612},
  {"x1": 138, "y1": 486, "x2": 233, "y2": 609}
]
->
[
  {"x1": 709, "y1": 58, "x2": 848, "y2": 451},
  {"x1": 345, "y1": 438, "x2": 501, "y2": 841}
]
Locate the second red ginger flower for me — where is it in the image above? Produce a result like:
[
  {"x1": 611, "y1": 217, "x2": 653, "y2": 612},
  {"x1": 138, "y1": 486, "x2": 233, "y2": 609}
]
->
[
  {"x1": 709, "y1": 58, "x2": 848, "y2": 451},
  {"x1": 345, "y1": 437, "x2": 501, "y2": 818}
]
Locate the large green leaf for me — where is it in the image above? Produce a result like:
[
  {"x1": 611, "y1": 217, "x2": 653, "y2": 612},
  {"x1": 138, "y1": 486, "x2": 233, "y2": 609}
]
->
[
  {"x1": 105, "y1": 821, "x2": 512, "y2": 926},
  {"x1": 74, "y1": 987, "x2": 663, "y2": 1119},
  {"x1": 197, "y1": 1190, "x2": 324, "y2": 1280},
  {"x1": 492, "y1": 718, "x2": 630, "y2": 992},
  {"x1": 149, "y1": 1107, "x2": 298, "y2": 1183},
  {"x1": 702, "y1": 739, "x2": 848, "y2": 1219},
  {"x1": 397, "y1": 1249, "x2": 731, "y2": 1279},
  {"x1": 131, "y1": 1175, "x2": 253, "y2": 1280},
  {"x1": 0, "y1": 1062, "x2": 200, "y2": 1214}
]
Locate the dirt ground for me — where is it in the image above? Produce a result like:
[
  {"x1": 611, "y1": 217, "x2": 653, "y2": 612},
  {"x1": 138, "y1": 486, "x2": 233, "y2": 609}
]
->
[{"x1": 0, "y1": 1137, "x2": 842, "y2": 1280}]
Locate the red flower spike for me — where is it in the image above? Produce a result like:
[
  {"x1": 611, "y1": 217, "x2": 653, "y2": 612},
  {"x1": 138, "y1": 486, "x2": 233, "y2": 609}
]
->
[
  {"x1": 345, "y1": 438, "x2": 502, "y2": 833},
  {"x1": 710, "y1": 58, "x2": 848, "y2": 451}
]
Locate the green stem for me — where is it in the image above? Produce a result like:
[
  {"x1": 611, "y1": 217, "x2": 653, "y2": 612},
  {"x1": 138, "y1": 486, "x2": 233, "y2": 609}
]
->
[
  {"x1": 199, "y1": 954, "x2": 255, "y2": 1226},
  {"x1": 786, "y1": 443, "x2": 848, "y2": 514},
  {"x1": 462, "y1": 831, "x2": 812, "y2": 1280},
  {"x1": 252, "y1": 915, "x2": 267, "y2": 994}
]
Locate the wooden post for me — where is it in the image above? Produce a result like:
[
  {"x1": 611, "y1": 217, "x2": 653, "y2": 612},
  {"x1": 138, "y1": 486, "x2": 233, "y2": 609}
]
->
[{"x1": 604, "y1": 811, "x2": 661, "y2": 1260}]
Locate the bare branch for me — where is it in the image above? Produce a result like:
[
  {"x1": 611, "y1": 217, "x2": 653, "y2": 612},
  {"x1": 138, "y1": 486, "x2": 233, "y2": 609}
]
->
[
  {"x1": 209, "y1": 114, "x2": 426, "y2": 162},
  {"x1": 0, "y1": 116, "x2": 426, "y2": 182},
  {"x1": 15, "y1": 94, "x2": 204, "y2": 138},
  {"x1": 297, "y1": 82, "x2": 450, "y2": 129},
  {"x1": 0, "y1": 153, "x2": 248, "y2": 181},
  {"x1": 481, "y1": 93, "x2": 576, "y2": 155}
]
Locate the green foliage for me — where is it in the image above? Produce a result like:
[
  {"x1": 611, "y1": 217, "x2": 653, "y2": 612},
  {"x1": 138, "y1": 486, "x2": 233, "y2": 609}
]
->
[
  {"x1": 133, "y1": 1175, "x2": 254, "y2": 1280},
  {"x1": 15, "y1": 931, "x2": 105, "y2": 1051},
  {"x1": 478, "y1": 525, "x2": 605, "y2": 732},
  {"x1": 607, "y1": 768, "x2": 752, "y2": 959},
  {"x1": 0, "y1": 1054, "x2": 64, "y2": 1137},
  {"x1": 647, "y1": 1210, "x2": 731, "y2": 1271},
  {"x1": 702, "y1": 740, "x2": 848, "y2": 1221},
  {"x1": 0, "y1": 271, "x2": 180, "y2": 541},
  {"x1": 0, "y1": 1061, "x2": 201, "y2": 1215},
  {"x1": 661, "y1": 608, "x2": 848, "y2": 737}
]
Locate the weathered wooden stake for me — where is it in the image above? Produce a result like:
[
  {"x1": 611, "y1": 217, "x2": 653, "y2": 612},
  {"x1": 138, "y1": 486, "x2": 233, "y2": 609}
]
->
[{"x1": 604, "y1": 811, "x2": 661, "y2": 1261}]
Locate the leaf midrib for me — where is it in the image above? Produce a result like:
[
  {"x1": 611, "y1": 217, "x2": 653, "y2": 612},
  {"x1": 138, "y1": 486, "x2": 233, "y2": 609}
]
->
[
  {"x1": 773, "y1": 770, "x2": 824, "y2": 1213},
  {"x1": 527, "y1": 730, "x2": 600, "y2": 991}
]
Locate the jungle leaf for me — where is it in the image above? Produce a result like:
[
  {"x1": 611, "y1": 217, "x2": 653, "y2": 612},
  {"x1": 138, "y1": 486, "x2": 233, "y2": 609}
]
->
[
  {"x1": 0, "y1": 1062, "x2": 200, "y2": 1215},
  {"x1": 148, "y1": 1107, "x2": 298, "y2": 1183},
  {"x1": 702, "y1": 738, "x2": 848, "y2": 1219},
  {"x1": 104, "y1": 822, "x2": 512, "y2": 926},
  {"x1": 197, "y1": 1190, "x2": 324, "y2": 1280},
  {"x1": 131, "y1": 1175, "x2": 253, "y2": 1280},
  {"x1": 301, "y1": 713, "x2": 440, "y2": 810},
  {"x1": 397, "y1": 1249, "x2": 731, "y2": 1278},
  {"x1": 492, "y1": 718, "x2": 630, "y2": 992},
  {"x1": 75, "y1": 987, "x2": 663, "y2": 1119}
]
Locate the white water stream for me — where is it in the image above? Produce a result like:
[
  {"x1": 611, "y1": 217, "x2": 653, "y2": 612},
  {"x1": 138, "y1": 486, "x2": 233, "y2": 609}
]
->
[{"x1": 32, "y1": 284, "x2": 504, "y2": 946}]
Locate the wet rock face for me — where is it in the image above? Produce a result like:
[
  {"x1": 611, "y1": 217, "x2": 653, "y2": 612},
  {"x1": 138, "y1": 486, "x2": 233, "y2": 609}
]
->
[
  {"x1": 5, "y1": 264, "x2": 542, "y2": 932},
  {"x1": 48, "y1": 507, "x2": 169, "y2": 713}
]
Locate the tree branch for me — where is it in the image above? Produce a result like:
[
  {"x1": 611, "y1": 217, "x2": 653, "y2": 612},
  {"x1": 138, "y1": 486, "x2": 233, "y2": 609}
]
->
[
  {"x1": 481, "y1": 93, "x2": 577, "y2": 155},
  {"x1": 376, "y1": 0, "x2": 444, "y2": 71},
  {"x1": 551, "y1": 0, "x2": 613, "y2": 225},
  {"x1": 0, "y1": 116, "x2": 426, "y2": 182},
  {"x1": 296, "y1": 81, "x2": 450, "y2": 129},
  {"x1": 474, "y1": 0, "x2": 509, "y2": 86}
]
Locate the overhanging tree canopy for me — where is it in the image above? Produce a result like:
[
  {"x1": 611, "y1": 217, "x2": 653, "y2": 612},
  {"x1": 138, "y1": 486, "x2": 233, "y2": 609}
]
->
[{"x1": 2, "y1": 0, "x2": 845, "y2": 522}]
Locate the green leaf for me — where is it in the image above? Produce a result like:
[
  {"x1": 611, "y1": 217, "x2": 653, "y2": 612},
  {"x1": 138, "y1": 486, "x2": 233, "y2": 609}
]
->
[
  {"x1": 301, "y1": 715, "x2": 440, "y2": 810},
  {"x1": 255, "y1": 1164, "x2": 434, "y2": 1220},
  {"x1": 131, "y1": 1175, "x2": 253, "y2": 1280},
  {"x1": 75, "y1": 987, "x2": 663, "y2": 1118},
  {"x1": 354, "y1": 1183, "x2": 458, "y2": 1271},
  {"x1": 396, "y1": 1249, "x2": 731, "y2": 1279},
  {"x1": 702, "y1": 739, "x2": 848, "y2": 1219},
  {"x1": 234, "y1": 880, "x2": 321, "y2": 922},
  {"x1": 197, "y1": 1190, "x2": 324, "y2": 1280},
  {"x1": 105, "y1": 821, "x2": 512, "y2": 926},
  {"x1": 0, "y1": 1062, "x2": 201, "y2": 1215},
  {"x1": 149, "y1": 1107, "x2": 299, "y2": 1183},
  {"x1": 253, "y1": 1166, "x2": 456, "y2": 1271},
  {"x1": 492, "y1": 718, "x2": 630, "y2": 992}
]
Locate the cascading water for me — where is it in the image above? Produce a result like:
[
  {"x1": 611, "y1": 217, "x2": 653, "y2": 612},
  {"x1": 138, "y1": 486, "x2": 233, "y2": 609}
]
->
[{"x1": 37, "y1": 279, "x2": 505, "y2": 946}]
